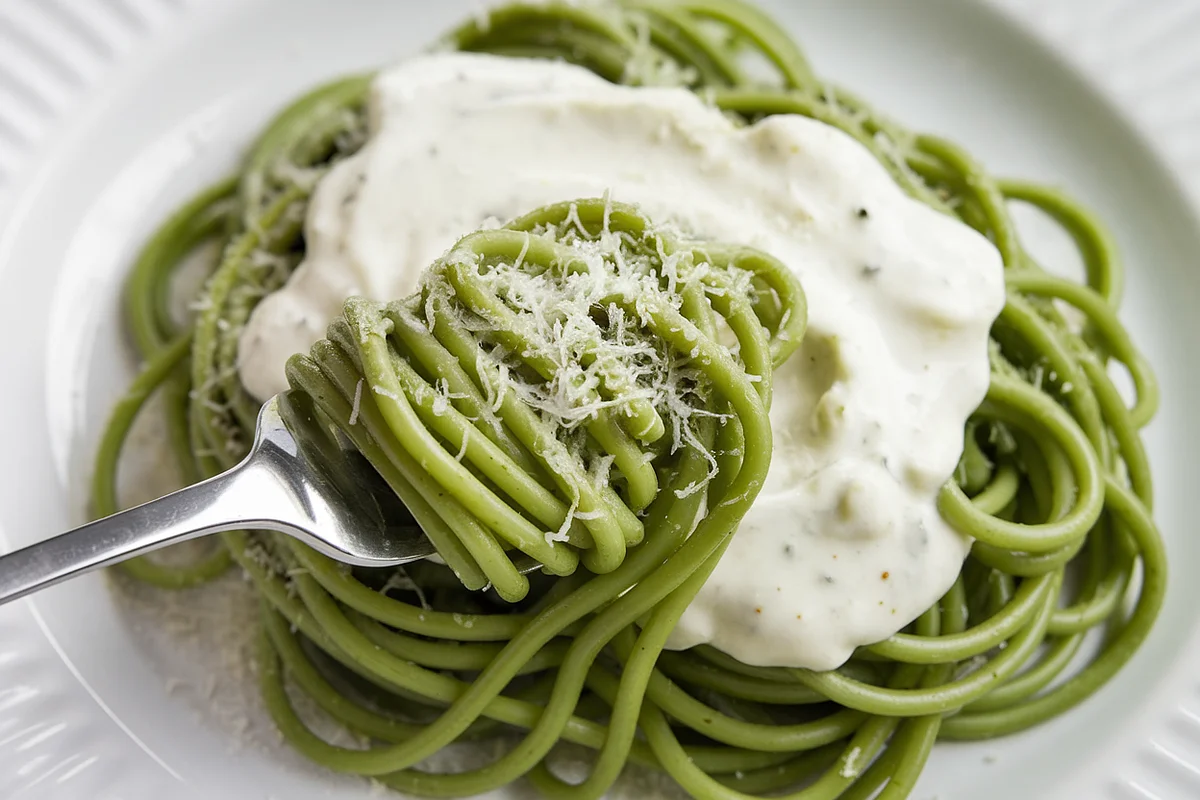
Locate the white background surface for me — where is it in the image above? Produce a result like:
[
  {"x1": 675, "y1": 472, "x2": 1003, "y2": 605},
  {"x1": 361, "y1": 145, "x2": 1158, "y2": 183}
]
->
[{"x1": 0, "y1": 1, "x2": 1198, "y2": 798}]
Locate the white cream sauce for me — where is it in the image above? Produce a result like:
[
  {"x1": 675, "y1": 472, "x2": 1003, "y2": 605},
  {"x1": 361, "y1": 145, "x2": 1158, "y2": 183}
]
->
[{"x1": 238, "y1": 53, "x2": 1005, "y2": 671}]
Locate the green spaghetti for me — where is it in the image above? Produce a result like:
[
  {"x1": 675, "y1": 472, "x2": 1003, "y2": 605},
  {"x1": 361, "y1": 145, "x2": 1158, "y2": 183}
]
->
[
  {"x1": 287, "y1": 198, "x2": 805, "y2": 604},
  {"x1": 92, "y1": 1, "x2": 1165, "y2": 798}
]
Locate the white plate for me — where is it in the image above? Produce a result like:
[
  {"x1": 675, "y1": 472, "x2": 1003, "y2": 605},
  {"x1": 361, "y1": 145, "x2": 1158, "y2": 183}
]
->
[{"x1": 1, "y1": 0, "x2": 1199, "y2": 798}]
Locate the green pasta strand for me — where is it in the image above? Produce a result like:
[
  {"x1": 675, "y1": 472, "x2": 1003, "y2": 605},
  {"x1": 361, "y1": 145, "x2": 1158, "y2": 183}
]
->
[{"x1": 92, "y1": 1, "x2": 1166, "y2": 798}]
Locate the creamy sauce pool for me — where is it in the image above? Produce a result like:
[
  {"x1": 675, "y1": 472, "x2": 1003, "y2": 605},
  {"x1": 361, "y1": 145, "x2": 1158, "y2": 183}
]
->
[{"x1": 238, "y1": 54, "x2": 1005, "y2": 671}]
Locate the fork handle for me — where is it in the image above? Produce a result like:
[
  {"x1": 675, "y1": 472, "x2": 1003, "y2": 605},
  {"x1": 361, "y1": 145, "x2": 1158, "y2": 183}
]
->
[{"x1": 0, "y1": 459, "x2": 289, "y2": 606}]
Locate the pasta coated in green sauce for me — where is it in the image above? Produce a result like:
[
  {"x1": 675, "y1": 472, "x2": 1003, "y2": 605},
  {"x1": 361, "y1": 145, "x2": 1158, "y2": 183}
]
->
[{"x1": 92, "y1": 1, "x2": 1165, "y2": 797}]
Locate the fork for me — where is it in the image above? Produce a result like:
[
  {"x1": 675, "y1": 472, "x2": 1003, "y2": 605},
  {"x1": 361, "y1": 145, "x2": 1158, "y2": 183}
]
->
[{"x1": 0, "y1": 391, "x2": 536, "y2": 606}]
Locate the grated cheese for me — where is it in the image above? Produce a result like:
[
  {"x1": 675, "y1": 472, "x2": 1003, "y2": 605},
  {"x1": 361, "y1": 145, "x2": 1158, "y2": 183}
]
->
[
  {"x1": 840, "y1": 746, "x2": 863, "y2": 778},
  {"x1": 380, "y1": 567, "x2": 431, "y2": 610},
  {"x1": 422, "y1": 208, "x2": 743, "y2": 501},
  {"x1": 348, "y1": 378, "x2": 364, "y2": 425},
  {"x1": 372, "y1": 385, "x2": 400, "y2": 402}
]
